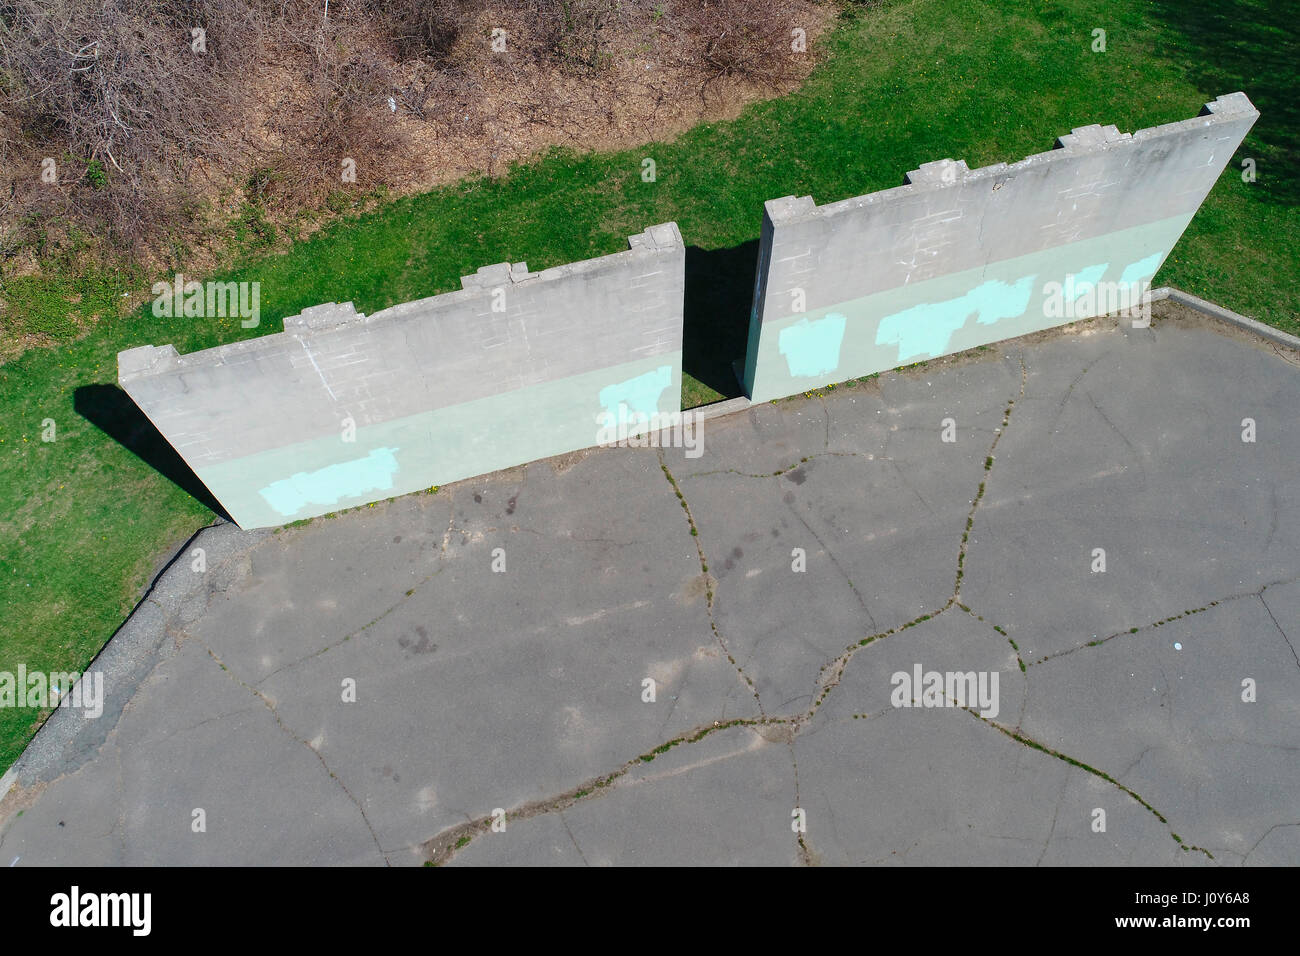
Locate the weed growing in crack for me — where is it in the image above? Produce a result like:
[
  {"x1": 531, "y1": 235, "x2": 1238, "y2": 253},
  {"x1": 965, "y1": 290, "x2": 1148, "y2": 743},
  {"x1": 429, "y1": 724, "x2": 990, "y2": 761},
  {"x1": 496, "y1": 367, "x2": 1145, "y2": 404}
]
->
[{"x1": 966, "y1": 710, "x2": 1213, "y2": 859}]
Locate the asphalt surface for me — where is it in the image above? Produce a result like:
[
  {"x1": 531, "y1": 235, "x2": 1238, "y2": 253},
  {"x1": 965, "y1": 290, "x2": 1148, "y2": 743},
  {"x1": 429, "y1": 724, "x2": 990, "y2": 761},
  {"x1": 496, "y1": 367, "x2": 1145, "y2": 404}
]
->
[{"x1": 3, "y1": 306, "x2": 1298, "y2": 866}]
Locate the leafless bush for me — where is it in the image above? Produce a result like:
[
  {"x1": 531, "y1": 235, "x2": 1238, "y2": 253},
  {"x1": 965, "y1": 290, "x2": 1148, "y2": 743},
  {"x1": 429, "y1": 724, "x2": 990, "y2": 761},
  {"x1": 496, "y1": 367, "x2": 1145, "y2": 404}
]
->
[
  {"x1": 368, "y1": 0, "x2": 625, "y2": 71},
  {"x1": 0, "y1": 0, "x2": 419, "y2": 248},
  {"x1": 396, "y1": 65, "x2": 487, "y2": 135},
  {"x1": 369, "y1": 0, "x2": 482, "y2": 62},
  {"x1": 672, "y1": 0, "x2": 808, "y2": 93},
  {"x1": 0, "y1": 0, "x2": 824, "y2": 262},
  {"x1": 528, "y1": 0, "x2": 623, "y2": 71},
  {"x1": 257, "y1": 20, "x2": 412, "y2": 210},
  {"x1": 0, "y1": 0, "x2": 264, "y2": 245}
]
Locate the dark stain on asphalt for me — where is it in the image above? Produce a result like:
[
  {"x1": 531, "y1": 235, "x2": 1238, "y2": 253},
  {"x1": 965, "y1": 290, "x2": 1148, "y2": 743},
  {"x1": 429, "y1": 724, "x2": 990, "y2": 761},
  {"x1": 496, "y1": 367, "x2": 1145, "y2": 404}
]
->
[{"x1": 398, "y1": 625, "x2": 438, "y2": 656}]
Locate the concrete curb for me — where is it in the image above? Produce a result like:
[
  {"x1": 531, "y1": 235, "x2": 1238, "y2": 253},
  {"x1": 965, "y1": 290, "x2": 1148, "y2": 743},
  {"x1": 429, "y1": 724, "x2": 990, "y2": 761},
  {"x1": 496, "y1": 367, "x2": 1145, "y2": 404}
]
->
[
  {"x1": 693, "y1": 395, "x2": 752, "y2": 421},
  {"x1": 1149, "y1": 286, "x2": 1300, "y2": 351},
  {"x1": 0, "y1": 765, "x2": 18, "y2": 807}
]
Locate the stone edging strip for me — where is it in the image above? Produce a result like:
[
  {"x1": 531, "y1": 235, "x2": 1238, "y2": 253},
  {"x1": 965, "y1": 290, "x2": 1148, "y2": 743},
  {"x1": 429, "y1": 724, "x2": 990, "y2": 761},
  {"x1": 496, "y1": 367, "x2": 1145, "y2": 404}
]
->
[{"x1": 1149, "y1": 286, "x2": 1300, "y2": 350}]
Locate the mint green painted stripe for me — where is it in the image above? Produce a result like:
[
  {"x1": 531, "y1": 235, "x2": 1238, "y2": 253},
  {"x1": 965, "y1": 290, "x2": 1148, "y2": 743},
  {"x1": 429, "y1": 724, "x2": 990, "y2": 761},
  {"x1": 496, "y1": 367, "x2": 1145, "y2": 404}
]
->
[
  {"x1": 260, "y1": 447, "x2": 401, "y2": 516},
  {"x1": 599, "y1": 364, "x2": 674, "y2": 421},
  {"x1": 1120, "y1": 251, "x2": 1164, "y2": 285},
  {"x1": 748, "y1": 213, "x2": 1192, "y2": 403},
  {"x1": 875, "y1": 274, "x2": 1038, "y2": 362},
  {"x1": 778, "y1": 313, "x2": 847, "y2": 376},
  {"x1": 201, "y1": 352, "x2": 681, "y2": 529},
  {"x1": 1064, "y1": 263, "x2": 1109, "y2": 302}
]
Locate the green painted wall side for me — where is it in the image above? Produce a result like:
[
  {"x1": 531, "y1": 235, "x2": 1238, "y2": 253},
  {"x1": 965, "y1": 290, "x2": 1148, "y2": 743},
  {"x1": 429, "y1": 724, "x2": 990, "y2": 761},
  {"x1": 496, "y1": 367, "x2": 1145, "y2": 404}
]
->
[
  {"x1": 741, "y1": 297, "x2": 763, "y2": 398},
  {"x1": 200, "y1": 351, "x2": 682, "y2": 528},
  {"x1": 746, "y1": 214, "x2": 1191, "y2": 403},
  {"x1": 741, "y1": 217, "x2": 773, "y2": 399}
]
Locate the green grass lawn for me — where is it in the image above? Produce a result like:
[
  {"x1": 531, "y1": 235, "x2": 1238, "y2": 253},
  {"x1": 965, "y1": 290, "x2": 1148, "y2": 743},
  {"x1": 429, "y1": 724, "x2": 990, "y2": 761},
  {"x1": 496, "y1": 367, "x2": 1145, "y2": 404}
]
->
[{"x1": 0, "y1": 0, "x2": 1295, "y2": 772}]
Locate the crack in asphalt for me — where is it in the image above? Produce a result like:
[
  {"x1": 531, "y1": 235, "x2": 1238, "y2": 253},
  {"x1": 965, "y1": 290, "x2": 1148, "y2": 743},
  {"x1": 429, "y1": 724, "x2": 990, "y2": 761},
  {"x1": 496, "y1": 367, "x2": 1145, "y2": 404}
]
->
[
  {"x1": 426, "y1": 355, "x2": 1037, "y2": 865},
  {"x1": 780, "y1": 489, "x2": 880, "y2": 634},
  {"x1": 1032, "y1": 574, "x2": 1300, "y2": 667},
  {"x1": 786, "y1": 732, "x2": 810, "y2": 865},
  {"x1": 558, "y1": 811, "x2": 590, "y2": 867},
  {"x1": 660, "y1": 448, "x2": 816, "y2": 863},
  {"x1": 681, "y1": 448, "x2": 875, "y2": 481},
  {"x1": 420, "y1": 715, "x2": 785, "y2": 865},
  {"x1": 1037, "y1": 771, "x2": 1070, "y2": 867},
  {"x1": 252, "y1": 565, "x2": 449, "y2": 687},
  {"x1": 1084, "y1": 389, "x2": 1148, "y2": 489},
  {"x1": 657, "y1": 452, "x2": 765, "y2": 715},
  {"x1": 1259, "y1": 588, "x2": 1300, "y2": 668},
  {"x1": 961, "y1": 708, "x2": 1214, "y2": 859},
  {"x1": 1048, "y1": 352, "x2": 1110, "y2": 434},
  {"x1": 424, "y1": 348, "x2": 1246, "y2": 866},
  {"x1": 196, "y1": 639, "x2": 392, "y2": 866},
  {"x1": 19, "y1": 338, "x2": 1285, "y2": 867},
  {"x1": 955, "y1": 603, "x2": 1025, "y2": 674},
  {"x1": 1242, "y1": 822, "x2": 1300, "y2": 864}
]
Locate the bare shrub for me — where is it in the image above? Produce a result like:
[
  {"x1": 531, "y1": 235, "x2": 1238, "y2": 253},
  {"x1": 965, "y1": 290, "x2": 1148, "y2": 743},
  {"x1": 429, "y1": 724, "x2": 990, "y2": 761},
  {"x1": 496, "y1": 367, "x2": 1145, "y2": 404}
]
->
[
  {"x1": 0, "y1": 0, "x2": 419, "y2": 248},
  {"x1": 255, "y1": 17, "x2": 413, "y2": 210},
  {"x1": 368, "y1": 0, "x2": 624, "y2": 71},
  {"x1": 0, "y1": 0, "x2": 825, "y2": 265},
  {"x1": 396, "y1": 65, "x2": 486, "y2": 135},
  {"x1": 368, "y1": 0, "x2": 484, "y2": 62},
  {"x1": 529, "y1": 0, "x2": 623, "y2": 71},
  {"x1": 671, "y1": 0, "x2": 808, "y2": 93},
  {"x1": 0, "y1": 0, "x2": 263, "y2": 245}
]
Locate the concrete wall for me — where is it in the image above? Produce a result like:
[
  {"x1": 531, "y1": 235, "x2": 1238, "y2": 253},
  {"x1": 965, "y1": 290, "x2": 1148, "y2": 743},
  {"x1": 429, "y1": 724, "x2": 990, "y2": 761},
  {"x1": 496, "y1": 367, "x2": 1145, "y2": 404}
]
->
[
  {"x1": 742, "y1": 93, "x2": 1259, "y2": 402},
  {"x1": 119, "y1": 223, "x2": 685, "y2": 529},
  {"x1": 120, "y1": 95, "x2": 1257, "y2": 529}
]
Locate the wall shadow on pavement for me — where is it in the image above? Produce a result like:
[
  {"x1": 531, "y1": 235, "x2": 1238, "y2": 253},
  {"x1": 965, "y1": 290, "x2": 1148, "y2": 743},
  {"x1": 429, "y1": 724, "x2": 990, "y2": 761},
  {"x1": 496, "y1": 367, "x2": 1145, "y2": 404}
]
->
[
  {"x1": 683, "y1": 241, "x2": 758, "y2": 401},
  {"x1": 75, "y1": 384, "x2": 230, "y2": 521}
]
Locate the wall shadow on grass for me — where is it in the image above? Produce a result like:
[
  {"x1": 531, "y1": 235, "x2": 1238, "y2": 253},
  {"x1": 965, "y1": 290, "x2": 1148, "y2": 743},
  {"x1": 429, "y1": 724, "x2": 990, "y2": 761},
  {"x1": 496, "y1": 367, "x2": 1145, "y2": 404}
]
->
[
  {"x1": 1149, "y1": 0, "x2": 1298, "y2": 207},
  {"x1": 683, "y1": 241, "x2": 758, "y2": 402},
  {"x1": 75, "y1": 384, "x2": 230, "y2": 521}
]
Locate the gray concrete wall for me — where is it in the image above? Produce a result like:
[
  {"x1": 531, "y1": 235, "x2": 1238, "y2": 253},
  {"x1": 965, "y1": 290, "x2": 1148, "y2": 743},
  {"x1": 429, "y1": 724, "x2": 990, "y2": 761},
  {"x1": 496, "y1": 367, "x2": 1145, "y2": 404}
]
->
[
  {"x1": 742, "y1": 93, "x2": 1259, "y2": 401},
  {"x1": 119, "y1": 224, "x2": 685, "y2": 529},
  {"x1": 118, "y1": 94, "x2": 1260, "y2": 529}
]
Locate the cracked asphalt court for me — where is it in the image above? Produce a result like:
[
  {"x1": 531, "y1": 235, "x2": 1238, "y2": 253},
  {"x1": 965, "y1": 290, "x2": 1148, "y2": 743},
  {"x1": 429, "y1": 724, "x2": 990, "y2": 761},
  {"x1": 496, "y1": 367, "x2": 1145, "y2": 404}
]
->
[{"x1": 3, "y1": 304, "x2": 1298, "y2": 866}]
